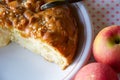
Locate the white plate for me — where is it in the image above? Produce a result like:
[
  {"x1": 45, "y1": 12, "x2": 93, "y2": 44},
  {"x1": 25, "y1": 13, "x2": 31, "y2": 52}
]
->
[{"x1": 0, "y1": 2, "x2": 93, "y2": 80}]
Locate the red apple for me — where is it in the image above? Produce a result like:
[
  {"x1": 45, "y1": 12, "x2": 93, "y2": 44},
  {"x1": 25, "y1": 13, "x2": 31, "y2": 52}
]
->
[
  {"x1": 93, "y1": 25, "x2": 120, "y2": 73},
  {"x1": 74, "y1": 62, "x2": 118, "y2": 80}
]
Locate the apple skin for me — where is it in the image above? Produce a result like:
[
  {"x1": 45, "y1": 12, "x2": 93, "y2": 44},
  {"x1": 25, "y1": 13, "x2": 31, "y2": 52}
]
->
[
  {"x1": 93, "y1": 25, "x2": 120, "y2": 73},
  {"x1": 74, "y1": 62, "x2": 118, "y2": 80}
]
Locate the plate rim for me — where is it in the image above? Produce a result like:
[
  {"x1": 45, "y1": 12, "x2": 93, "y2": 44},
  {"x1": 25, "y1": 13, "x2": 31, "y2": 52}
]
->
[{"x1": 64, "y1": 2, "x2": 94, "y2": 80}]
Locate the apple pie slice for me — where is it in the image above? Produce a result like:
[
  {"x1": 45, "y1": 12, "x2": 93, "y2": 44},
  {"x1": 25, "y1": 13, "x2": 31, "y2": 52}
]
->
[{"x1": 0, "y1": 0, "x2": 78, "y2": 69}]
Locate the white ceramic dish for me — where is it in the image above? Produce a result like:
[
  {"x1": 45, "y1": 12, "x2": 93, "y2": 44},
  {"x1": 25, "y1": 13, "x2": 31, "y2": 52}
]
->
[{"x1": 0, "y1": 2, "x2": 93, "y2": 80}]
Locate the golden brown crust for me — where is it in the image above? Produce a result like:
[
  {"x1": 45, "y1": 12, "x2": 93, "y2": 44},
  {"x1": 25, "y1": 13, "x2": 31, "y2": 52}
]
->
[{"x1": 0, "y1": 0, "x2": 78, "y2": 68}]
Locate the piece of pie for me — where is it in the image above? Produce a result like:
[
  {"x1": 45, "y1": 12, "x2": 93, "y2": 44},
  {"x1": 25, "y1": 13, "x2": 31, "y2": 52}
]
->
[{"x1": 0, "y1": 0, "x2": 78, "y2": 69}]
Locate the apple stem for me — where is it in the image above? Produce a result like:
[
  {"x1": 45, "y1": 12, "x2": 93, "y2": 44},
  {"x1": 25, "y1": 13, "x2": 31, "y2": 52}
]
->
[{"x1": 115, "y1": 39, "x2": 120, "y2": 44}]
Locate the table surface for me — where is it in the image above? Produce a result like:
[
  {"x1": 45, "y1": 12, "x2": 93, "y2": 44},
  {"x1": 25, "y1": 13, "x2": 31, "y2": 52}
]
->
[
  {"x1": 83, "y1": 0, "x2": 120, "y2": 36},
  {"x1": 83, "y1": 0, "x2": 120, "y2": 60}
]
